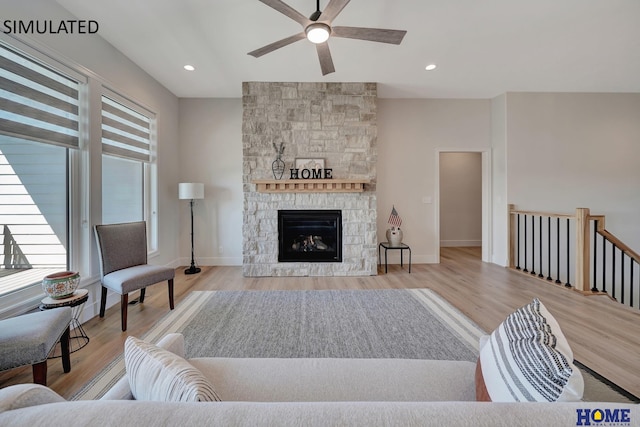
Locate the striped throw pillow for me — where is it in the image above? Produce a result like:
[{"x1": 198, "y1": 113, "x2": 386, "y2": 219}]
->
[
  {"x1": 479, "y1": 298, "x2": 584, "y2": 402},
  {"x1": 124, "y1": 336, "x2": 221, "y2": 402}
]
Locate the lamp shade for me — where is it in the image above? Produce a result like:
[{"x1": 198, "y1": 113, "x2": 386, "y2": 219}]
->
[{"x1": 178, "y1": 182, "x2": 204, "y2": 200}]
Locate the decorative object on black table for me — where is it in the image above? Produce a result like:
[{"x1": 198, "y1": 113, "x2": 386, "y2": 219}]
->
[{"x1": 386, "y1": 205, "x2": 403, "y2": 246}]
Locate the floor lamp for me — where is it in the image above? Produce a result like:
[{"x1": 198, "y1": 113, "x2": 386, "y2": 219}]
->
[{"x1": 179, "y1": 182, "x2": 204, "y2": 274}]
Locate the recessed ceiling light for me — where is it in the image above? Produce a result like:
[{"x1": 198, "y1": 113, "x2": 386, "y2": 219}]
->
[
  {"x1": 425, "y1": 64, "x2": 437, "y2": 71},
  {"x1": 183, "y1": 65, "x2": 195, "y2": 71}
]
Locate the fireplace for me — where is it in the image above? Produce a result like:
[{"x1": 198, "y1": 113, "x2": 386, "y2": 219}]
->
[
  {"x1": 278, "y1": 210, "x2": 342, "y2": 262},
  {"x1": 243, "y1": 82, "x2": 377, "y2": 276}
]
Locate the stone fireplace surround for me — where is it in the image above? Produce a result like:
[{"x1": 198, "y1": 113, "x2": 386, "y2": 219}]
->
[{"x1": 242, "y1": 82, "x2": 377, "y2": 277}]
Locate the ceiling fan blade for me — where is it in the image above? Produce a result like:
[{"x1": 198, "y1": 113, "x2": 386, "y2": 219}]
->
[
  {"x1": 259, "y1": 0, "x2": 311, "y2": 27},
  {"x1": 318, "y1": 0, "x2": 350, "y2": 22},
  {"x1": 248, "y1": 32, "x2": 306, "y2": 58},
  {"x1": 332, "y1": 26, "x2": 407, "y2": 44},
  {"x1": 316, "y1": 42, "x2": 335, "y2": 75}
]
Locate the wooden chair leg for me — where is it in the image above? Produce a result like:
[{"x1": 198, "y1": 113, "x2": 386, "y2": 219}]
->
[
  {"x1": 99, "y1": 286, "x2": 108, "y2": 318},
  {"x1": 139, "y1": 288, "x2": 146, "y2": 303},
  {"x1": 32, "y1": 361, "x2": 47, "y2": 386},
  {"x1": 60, "y1": 326, "x2": 71, "y2": 373},
  {"x1": 121, "y1": 294, "x2": 129, "y2": 332},
  {"x1": 168, "y1": 279, "x2": 175, "y2": 310}
]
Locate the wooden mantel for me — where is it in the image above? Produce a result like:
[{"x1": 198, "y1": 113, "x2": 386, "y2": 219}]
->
[{"x1": 252, "y1": 179, "x2": 370, "y2": 193}]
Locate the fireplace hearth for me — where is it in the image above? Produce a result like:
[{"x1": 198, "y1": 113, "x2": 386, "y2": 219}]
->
[{"x1": 278, "y1": 210, "x2": 342, "y2": 262}]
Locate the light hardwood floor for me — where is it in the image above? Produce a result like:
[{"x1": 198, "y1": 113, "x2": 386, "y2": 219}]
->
[{"x1": 1, "y1": 247, "x2": 639, "y2": 399}]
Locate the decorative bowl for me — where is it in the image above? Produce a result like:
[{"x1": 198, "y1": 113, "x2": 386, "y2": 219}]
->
[{"x1": 42, "y1": 271, "x2": 80, "y2": 299}]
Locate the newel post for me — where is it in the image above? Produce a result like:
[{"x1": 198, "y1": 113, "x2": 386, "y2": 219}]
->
[
  {"x1": 575, "y1": 208, "x2": 591, "y2": 292},
  {"x1": 508, "y1": 204, "x2": 516, "y2": 268}
]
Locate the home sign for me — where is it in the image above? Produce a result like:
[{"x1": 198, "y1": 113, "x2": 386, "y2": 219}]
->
[{"x1": 289, "y1": 168, "x2": 333, "y2": 179}]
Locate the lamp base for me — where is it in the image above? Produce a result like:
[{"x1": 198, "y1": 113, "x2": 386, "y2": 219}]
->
[{"x1": 184, "y1": 266, "x2": 201, "y2": 275}]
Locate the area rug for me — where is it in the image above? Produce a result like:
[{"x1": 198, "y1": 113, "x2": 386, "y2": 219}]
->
[{"x1": 73, "y1": 288, "x2": 637, "y2": 403}]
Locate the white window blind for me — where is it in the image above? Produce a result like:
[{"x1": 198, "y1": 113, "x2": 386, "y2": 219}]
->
[
  {"x1": 101, "y1": 95, "x2": 151, "y2": 162},
  {"x1": 0, "y1": 44, "x2": 80, "y2": 148}
]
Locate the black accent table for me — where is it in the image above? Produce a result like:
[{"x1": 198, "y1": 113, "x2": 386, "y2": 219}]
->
[{"x1": 378, "y1": 242, "x2": 411, "y2": 273}]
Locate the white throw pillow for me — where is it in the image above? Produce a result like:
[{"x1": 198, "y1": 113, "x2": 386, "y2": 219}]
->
[
  {"x1": 124, "y1": 336, "x2": 221, "y2": 402},
  {"x1": 479, "y1": 298, "x2": 584, "y2": 402}
]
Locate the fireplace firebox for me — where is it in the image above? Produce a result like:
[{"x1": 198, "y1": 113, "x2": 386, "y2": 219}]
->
[{"x1": 278, "y1": 210, "x2": 342, "y2": 262}]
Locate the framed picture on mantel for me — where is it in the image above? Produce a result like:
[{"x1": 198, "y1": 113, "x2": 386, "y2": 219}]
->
[{"x1": 295, "y1": 158, "x2": 325, "y2": 171}]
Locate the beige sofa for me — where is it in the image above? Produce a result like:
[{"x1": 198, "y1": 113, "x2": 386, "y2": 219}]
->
[{"x1": 1, "y1": 333, "x2": 638, "y2": 426}]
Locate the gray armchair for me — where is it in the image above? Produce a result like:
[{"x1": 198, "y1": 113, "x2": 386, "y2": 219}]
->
[{"x1": 94, "y1": 221, "x2": 175, "y2": 331}]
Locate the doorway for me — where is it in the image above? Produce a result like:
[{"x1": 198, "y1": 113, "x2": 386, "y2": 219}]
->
[{"x1": 436, "y1": 150, "x2": 491, "y2": 263}]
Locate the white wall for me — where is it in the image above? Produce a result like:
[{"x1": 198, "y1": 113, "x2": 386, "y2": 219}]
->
[
  {"x1": 439, "y1": 152, "x2": 482, "y2": 247},
  {"x1": 491, "y1": 95, "x2": 508, "y2": 266},
  {"x1": 505, "y1": 92, "x2": 640, "y2": 253},
  {"x1": 178, "y1": 99, "x2": 243, "y2": 266},
  {"x1": 377, "y1": 99, "x2": 492, "y2": 263},
  {"x1": 174, "y1": 98, "x2": 494, "y2": 267}
]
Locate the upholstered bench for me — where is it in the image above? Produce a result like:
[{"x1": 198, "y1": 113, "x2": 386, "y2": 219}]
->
[{"x1": 0, "y1": 307, "x2": 72, "y2": 386}]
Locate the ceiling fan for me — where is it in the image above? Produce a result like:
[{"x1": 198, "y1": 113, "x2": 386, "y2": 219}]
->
[{"x1": 248, "y1": 0, "x2": 407, "y2": 75}]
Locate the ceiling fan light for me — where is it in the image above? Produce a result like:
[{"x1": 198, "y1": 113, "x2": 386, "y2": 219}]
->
[{"x1": 306, "y1": 23, "x2": 330, "y2": 44}]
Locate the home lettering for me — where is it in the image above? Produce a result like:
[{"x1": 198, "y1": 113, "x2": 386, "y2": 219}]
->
[{"x1": 290, "y1": 168, "x2": 333, "y2": 179}]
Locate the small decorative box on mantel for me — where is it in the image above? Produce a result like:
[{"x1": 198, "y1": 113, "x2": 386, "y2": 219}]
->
[{"x1": 252, "y1": 179, "x2": 370, "y2": 193}]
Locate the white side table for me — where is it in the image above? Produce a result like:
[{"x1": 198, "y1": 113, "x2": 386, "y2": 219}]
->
[{"x1": 40, "y1": 288, "x2": 90, "y2": 356}]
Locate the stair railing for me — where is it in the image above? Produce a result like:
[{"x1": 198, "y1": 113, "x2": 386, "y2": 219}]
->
[
  {"x1": 508, "y1": 205, "x2": 639, "y2": 310},
  {"x1": 590, "y1": 216, "x2": 640, "y2": 308}
]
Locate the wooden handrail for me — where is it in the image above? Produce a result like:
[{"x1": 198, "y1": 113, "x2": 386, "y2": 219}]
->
[
  {"x1": 509, "y1": 209, "x2": 575, "y2": 220},
  {"x1": 598, "y1": 228, "x2": 640, "y2": 265}
]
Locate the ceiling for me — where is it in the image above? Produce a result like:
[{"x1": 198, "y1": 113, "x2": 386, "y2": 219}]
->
[{"x1": 55, "y1": 0, "x2": 640, "y2": 99}]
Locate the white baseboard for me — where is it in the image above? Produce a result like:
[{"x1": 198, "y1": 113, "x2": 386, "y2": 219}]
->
[
  {"x1": 379, "y1": 253, "x2": 438, "y2": 265},
  {"x1": 440, "y1": 240, "x2": 482, "y2": 247},
  {"x1": 491, "y1": 254, "x2": 508, "y2": 267},
  {"x1": 180, "y1": 256, "x2": 243, "y2": 267}
]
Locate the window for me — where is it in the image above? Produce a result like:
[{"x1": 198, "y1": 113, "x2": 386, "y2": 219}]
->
[
  {"x1": 0, "y1": 38, "x2": 158, "y2": 316},
  {"x1": 0, "y1": 43, "x2": 81, "y2": 299},
  {"x1": 100, "y1": 92, "x2": 156, "y2": 250},
  {"x1": 102, "y1": 156, "x2": 143, "y2": 223}
]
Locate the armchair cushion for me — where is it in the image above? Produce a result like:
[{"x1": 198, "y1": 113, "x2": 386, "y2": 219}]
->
[{"x1": 103, "y1": 265, "x2": 175, "y2": 294}]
